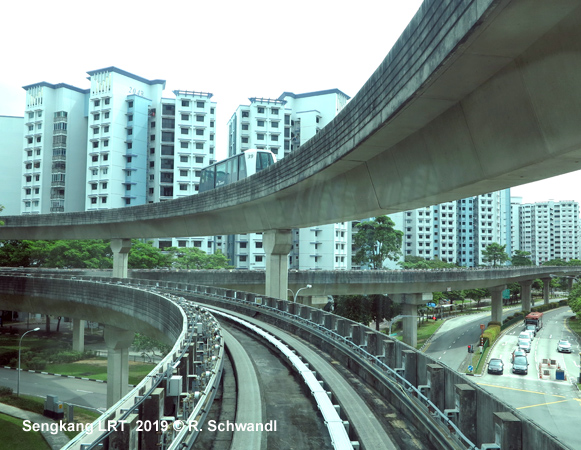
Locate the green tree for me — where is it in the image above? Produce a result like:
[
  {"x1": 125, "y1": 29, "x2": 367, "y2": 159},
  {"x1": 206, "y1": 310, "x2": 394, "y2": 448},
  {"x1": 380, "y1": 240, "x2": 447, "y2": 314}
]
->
[
  {"x1": 511, "y1": 249, "x2": 533, "y2": 266},
  {"x1": 482, "y1": 243, "x2": 510, "y2": 267},
  {"x1": 333, "y1": 295, "x2": 372, "y2": 325},
  {"x1": 132, "y1": 333, "x2": 171, "y2": 358},
  {"x1": 128, "y1": 240, "x2": 171, "y2": 269},
  {"x1": 369, "y1": 294, "x2": 401, "y2": 331},
  {"x1": 353, "y1": 216, "x2": 403, "y2": 269},
  {"x1": 567, "y1": 283, "x2": 581, "y2": 319},
  {"x1": 464, "y1": 288, "x2": 489, "y2": 308},
  {"x1": 0, "y1": 204, "x2": 4, "y2": 226},
  {"x1": 542, "y1": 258, "x2": 567, "y2": 266},
  {"x1": 168, "y1": 247, "x2": 232, "y2": 270},
  {"x1": 0, "y1": 240, "x2": 34, "y2": 266}
]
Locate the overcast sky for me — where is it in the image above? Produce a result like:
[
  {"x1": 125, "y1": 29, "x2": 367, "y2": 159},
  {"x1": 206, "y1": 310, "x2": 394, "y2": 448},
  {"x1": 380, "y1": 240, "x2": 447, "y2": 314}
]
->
[{"x1": 1, "y1": 0, "x2": 578, "y2": 205}]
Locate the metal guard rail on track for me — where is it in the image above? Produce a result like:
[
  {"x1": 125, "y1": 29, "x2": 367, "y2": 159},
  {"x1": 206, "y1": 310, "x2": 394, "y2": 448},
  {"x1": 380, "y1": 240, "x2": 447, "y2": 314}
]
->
[{"x1": 46, "y1": 281, "x2": 226, "y2": 450}]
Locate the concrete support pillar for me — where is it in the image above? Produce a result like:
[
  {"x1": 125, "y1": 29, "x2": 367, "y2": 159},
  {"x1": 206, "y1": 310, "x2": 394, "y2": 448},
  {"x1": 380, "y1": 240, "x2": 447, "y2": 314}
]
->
[
  {"x1": 104, "y1": 325, "x2": 135, "y2": 408},
  {"x1": 402, "y1": 349, "x2": 417, "y2": 386},
  {"x1": 455, "y1": 384, "x2": 477, "y2": 444},
  {"x1": 490, "y1": 412, "x2": 522, "y2": 449},
  {"x1": 366, "y1": 332, "x2": 378, "y2": 355},
  {"x1": 72, "y1": 318, "x2": 85, "y2": 352},
  {"x1": 323, "y1": 313, "x2": 337, "y2": 331},
  {"x1": 489, "y1": 285, "x2": 506, "y2": 323},
  {"x1": 542, "y1": 277, "x2": 551, "y2": 305},
  {"x1": 109, "y1": 413, "x2": 139, "y2": 450},
  {"x1": 520, "y1": 279, "x2": 533, "y2": 311},
  {"x1": 427, "y1": 364, "x2": 445, "y2": 411},
  {"x1": 263, "y1": 229, "x2": 292, "y2": 300},
  {"x1": 111, "y1": 238, "x2": 132, "y2": 279},
  {"x1": 402, "y1": 303, "x2": 418, "y2": 348},
  {"x1": 351, "y1": 324, "x2": 363, "y2": 346},
  {"x1": 383, "y1": 339, "x2": 397, "y2": 368},
  {"x1": 566, "y1": 277, "x2": 573, "y2": 291},
  {"x1": 140, "y1": 388, "x2": 164, "y2": 450}
]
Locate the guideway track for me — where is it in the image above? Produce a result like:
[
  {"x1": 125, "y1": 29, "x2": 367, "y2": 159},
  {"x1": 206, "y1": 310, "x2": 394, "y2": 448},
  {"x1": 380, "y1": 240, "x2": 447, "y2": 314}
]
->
[{"x1": 205, "y1": 305, "x2": 411, "y2": 450}]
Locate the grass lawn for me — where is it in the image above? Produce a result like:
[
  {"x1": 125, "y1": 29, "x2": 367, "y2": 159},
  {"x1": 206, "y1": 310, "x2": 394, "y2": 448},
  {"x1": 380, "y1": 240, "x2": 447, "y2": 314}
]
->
[
  {"x1": 45, "y1": 358, "x2": 156, "y2": 386},
  {"x1": 0, "y1": 412, "x2": 50, "y2": 449},
  {"x1": 0, "y1": 394, "x2": 102, "y2": 439}
]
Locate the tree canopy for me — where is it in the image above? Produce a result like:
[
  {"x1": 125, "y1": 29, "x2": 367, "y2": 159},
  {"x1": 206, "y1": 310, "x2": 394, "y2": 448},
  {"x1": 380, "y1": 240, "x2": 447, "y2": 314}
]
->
[
  {"x1": 511, "y1": 249, "x2": 533, "y2": 266},
  {"x1": 482, "y1": 243, "x2": 510, "y2": 267},
  {"x1": 353, "y1": 216, "x2": 403, "y2": 269},
  {"x1": 399, "y1": 256, "x2": 458, "y2": 270},
  {"x1": 166, "y1": 247, "x2": 232, "y2": 270}
]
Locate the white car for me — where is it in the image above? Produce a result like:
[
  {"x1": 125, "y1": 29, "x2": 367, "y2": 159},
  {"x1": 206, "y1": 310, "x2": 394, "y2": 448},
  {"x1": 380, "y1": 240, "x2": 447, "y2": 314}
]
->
[
  {"x1": 557, "y1": 339, "x2": 572, "y2": 353},
  {"x1": 518, "y1": 339, "x2": 531, "y2": 353}
]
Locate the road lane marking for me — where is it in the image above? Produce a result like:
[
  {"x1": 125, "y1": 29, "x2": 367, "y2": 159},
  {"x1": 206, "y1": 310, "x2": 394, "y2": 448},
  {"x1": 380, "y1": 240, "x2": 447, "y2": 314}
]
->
[
  {"x1": 76, "y1": 389, "x2": 93, "y2": 394},
  {"x1": 517, "y1": 399, "x2": 570, "y2": 410},
  {"x1": 476, "y1": 383, "x2": 566, "y2": 397}
]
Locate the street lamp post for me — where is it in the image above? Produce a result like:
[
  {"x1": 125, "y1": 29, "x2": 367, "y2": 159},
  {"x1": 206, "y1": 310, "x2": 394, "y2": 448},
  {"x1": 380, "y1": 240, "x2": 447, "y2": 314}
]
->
[
  {"x1": 287, "y1": 284, "x2": 312, "y2": 302},
  {"x1": 17, "y1": 327, "x2": 40, "y2": 397}
]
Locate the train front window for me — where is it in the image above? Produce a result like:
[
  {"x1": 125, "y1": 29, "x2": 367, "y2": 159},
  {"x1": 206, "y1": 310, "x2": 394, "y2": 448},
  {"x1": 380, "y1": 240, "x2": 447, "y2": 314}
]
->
[{"x1": 256, "y1": 152, "x2": 274, "y2": 172}]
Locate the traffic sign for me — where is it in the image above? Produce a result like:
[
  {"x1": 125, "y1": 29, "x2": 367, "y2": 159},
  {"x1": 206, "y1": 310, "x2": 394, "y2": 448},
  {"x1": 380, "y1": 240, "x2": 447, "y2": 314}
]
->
[
  {"x1": 468, "y1": 365, "x2": 474, "y2": 372},
  {"x1": 427, "y1": 302, "x2": 436, "y2": 307}
]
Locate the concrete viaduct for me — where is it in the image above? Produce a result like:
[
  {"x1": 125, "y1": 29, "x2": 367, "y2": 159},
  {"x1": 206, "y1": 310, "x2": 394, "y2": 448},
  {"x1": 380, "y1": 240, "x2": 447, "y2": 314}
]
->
[{"x1": 2, "y1": 0, "x2": 581, "y2": 304}]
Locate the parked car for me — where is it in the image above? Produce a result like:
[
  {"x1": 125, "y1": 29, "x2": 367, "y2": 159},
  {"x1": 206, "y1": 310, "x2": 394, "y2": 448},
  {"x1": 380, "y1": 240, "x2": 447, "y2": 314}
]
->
[
  {"x1": 518, "y1": 339, "x2": 531, "y2": 353},
  {"x1": 511, "y1": 348, "x2": 526, "y2": 363},
  {"x1": 512, "y1": 355, "x2": 529, "y2": 375},
  {"x1": 557, "y1": 339, "x2": 572, "y2": 353},
  {"x1": 488, "y1": 358, "x2": 504, "y2": 375}
]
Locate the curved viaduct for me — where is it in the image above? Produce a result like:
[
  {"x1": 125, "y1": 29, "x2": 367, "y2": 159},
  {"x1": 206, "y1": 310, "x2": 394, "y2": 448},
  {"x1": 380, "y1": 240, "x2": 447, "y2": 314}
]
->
[{"x1": 2, "y1": 0, "x2": 581, "y2": 241}]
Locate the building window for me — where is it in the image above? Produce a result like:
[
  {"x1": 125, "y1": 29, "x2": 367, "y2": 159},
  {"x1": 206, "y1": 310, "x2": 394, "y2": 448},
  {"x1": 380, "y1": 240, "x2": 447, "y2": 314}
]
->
[
  {"x1": 197, "y1": 101, "x2": 204, "y2": 108},
  {"x1": 180, "y1": 170, "x2": 188, "y2": 177},
  {"x1": 182, "y1": 100, "x2": 190, "y2": 107},
  {"x1": 181, "y1": 114, "x2": 189, "y2": 121},
  {"x1": 196, "y1": 115, "x2": 204, "y2": 122},
  {"x1": 181, "y1": 128, "x2": 189, "y2": 135},
  {"x1": 196, "y1": 129, "x2": 204, "y2": 136},
  {"x1": 195, "y1": 156, "x2": 204, "y2": 164},
  {"x1": 180, "y1": 156, "x2": 188, "y2": 163},
  {"x1": 101, "y1": 197, "x2": 107, "y2": 203},
  {"x1": 257, "y1": 133, "x2": 264, "y2": 140},
  {"x1": 257, "y1": 107, "x2": 265, "y2": 113},
  {"x1": 257, "y1": 120, "x2": 265, "y2": 127},
  {"x1": 94, "y1": 99, "x2": 100, "y2": 107},
  {"x1": 180, "y1": 184, "x2": 188, "y2": 191}
]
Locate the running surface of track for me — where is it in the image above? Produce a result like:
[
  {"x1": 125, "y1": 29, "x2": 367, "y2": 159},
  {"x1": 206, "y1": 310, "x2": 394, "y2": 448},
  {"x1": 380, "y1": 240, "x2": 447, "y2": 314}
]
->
[{"x1": 204, "y1": 305, "x2": 433, "y2": 450}]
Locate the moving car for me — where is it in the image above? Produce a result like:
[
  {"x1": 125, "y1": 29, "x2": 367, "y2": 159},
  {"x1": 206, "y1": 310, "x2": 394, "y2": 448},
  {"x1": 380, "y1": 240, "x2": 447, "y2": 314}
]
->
[
  {"x1": 511, "y1": 348, "x2": 526, "y2": 363},
  {"x1": 525, "y1": 324, "x2": 537, "y2": 337},
  {"x1": 512, "y1": 355, "x2": 529, "y2": 375},
  {"x1": 518, "y1": 339, "x2": 531, "y2": 353},
  {"x1": 519, "y1": 331, "x2": 533, "y2": 342},
  {"x1": 488, "y1": 358, "x2": 504, "y2": 375},
  {"x1": 557, "y1": 339, "x2": 572, "y2": 353}
]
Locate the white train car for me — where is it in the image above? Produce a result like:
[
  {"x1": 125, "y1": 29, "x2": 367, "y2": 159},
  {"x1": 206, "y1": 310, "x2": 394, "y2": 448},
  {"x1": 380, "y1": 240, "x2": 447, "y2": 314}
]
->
[{"x1": 199, "y1": 149, "x2": 276, "y2": 193}]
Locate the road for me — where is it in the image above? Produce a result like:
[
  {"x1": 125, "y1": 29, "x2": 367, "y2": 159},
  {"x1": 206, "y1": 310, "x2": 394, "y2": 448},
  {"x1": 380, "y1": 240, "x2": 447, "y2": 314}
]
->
[
  {"x1": 426, "y1": 306, "x2": 581, "y2": 449},
  {"x1": 0, "y1": 367, "x2": 106, "y2": 412}
]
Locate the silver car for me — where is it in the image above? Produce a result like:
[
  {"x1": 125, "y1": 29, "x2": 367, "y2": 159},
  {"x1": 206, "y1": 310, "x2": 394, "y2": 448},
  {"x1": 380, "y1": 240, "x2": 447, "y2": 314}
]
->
[
  {"x1": 557, "y1": 339, "x2": 572, "y2": 353},
  {"x1": 518, "y1": 339, "x2": 531, "y2": 353}
]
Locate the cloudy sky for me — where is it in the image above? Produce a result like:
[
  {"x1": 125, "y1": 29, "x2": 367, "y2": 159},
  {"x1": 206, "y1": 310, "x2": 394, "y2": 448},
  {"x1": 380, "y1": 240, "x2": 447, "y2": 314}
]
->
[{"x1": 1, "y1": 0, "x2": 578, "y2": 205}]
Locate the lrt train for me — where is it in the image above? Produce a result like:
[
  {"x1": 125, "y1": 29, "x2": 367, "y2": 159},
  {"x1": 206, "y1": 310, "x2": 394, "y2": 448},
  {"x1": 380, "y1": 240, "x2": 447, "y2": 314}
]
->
[{"x1": 199, "y1": 149, "x2": 276, "y2": 193}]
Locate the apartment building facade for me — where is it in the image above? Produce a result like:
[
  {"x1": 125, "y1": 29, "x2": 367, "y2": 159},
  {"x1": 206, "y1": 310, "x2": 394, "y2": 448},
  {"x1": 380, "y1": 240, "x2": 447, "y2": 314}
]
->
[
  {"x1": 226, "y1": 89, "x2": 351, "y2": 270},
  {"x1": 513, "y1": 199, "x2": 580, "y2": 264}
]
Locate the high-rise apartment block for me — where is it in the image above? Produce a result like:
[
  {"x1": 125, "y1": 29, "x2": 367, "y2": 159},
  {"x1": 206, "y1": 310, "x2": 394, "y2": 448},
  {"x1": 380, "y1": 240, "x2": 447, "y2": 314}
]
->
[
  {"x1": 512, "y1": 198, "x2": 580, "y2": 264},
  {"x1": 14, "y1": 67, "x2": 218, "y2": 251},
  {"x1": 226, "y1": 90, "x2": 351, "y2": 270},
  {"x1": 395, "y1": 189, "x2": 512, "y2": 267}
]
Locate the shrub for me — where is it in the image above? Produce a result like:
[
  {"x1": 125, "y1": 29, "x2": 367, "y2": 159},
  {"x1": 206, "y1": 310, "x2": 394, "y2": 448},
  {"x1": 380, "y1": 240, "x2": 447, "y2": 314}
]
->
[
  {"x1": 0, "y1": 385, "x2": 13, "y2": 396},
  {"x1": 26, "y1": 357, "x2": 47, "y2": 371},
  {"x1": 482, "y1": 325, "x2": 501, "y2": 346}
]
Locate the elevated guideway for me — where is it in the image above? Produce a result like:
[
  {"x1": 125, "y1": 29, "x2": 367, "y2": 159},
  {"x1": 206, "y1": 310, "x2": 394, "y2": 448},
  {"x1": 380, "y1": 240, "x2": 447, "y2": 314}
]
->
[{"x1": 2, "y1": 0, "x2": 581, "y2": 241}]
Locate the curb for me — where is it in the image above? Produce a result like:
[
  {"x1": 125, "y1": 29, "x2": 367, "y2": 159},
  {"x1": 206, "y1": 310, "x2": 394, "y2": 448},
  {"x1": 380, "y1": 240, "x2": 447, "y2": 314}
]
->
[{"x1": 2, "y1": 366, "x2": 137, "y2": 387}]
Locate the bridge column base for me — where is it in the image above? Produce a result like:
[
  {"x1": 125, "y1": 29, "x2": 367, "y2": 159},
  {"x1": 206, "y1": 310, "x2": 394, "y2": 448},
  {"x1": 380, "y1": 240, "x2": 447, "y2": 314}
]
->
[
  {"x1": 489, "y1": 285, "x2": 506, "y2": 323},
  {"x1": 520, "y1": 279, "x2": 533, "y2": 311}
]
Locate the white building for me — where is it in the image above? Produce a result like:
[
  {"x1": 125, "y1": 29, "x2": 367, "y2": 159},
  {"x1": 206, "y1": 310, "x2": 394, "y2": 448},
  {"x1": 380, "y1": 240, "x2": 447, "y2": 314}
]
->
[
  {"x1": 15, "y1": 68, "x2": 221, "y2": 254},
  {"x1": 395, "y1": 189, "x2": 512, "y2": 267},
  {"x1": 0, "y1": 115, "x2": 24, "y2": 216},
  {"x1": 513, "y1": 199, "x2": 580, "y2": 264},
  {"x1": 226, "y1": 89, "x2": 351, "y2": 270},
  {"x1": 21, "y1": 82, "x2": 89, "y2": 214}
]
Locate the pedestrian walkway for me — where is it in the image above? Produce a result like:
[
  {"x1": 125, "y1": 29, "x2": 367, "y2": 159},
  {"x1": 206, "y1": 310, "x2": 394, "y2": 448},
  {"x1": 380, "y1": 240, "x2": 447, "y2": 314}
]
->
[{"x1": 0, "y1": 401, "x2": 70, "y2": 449}]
